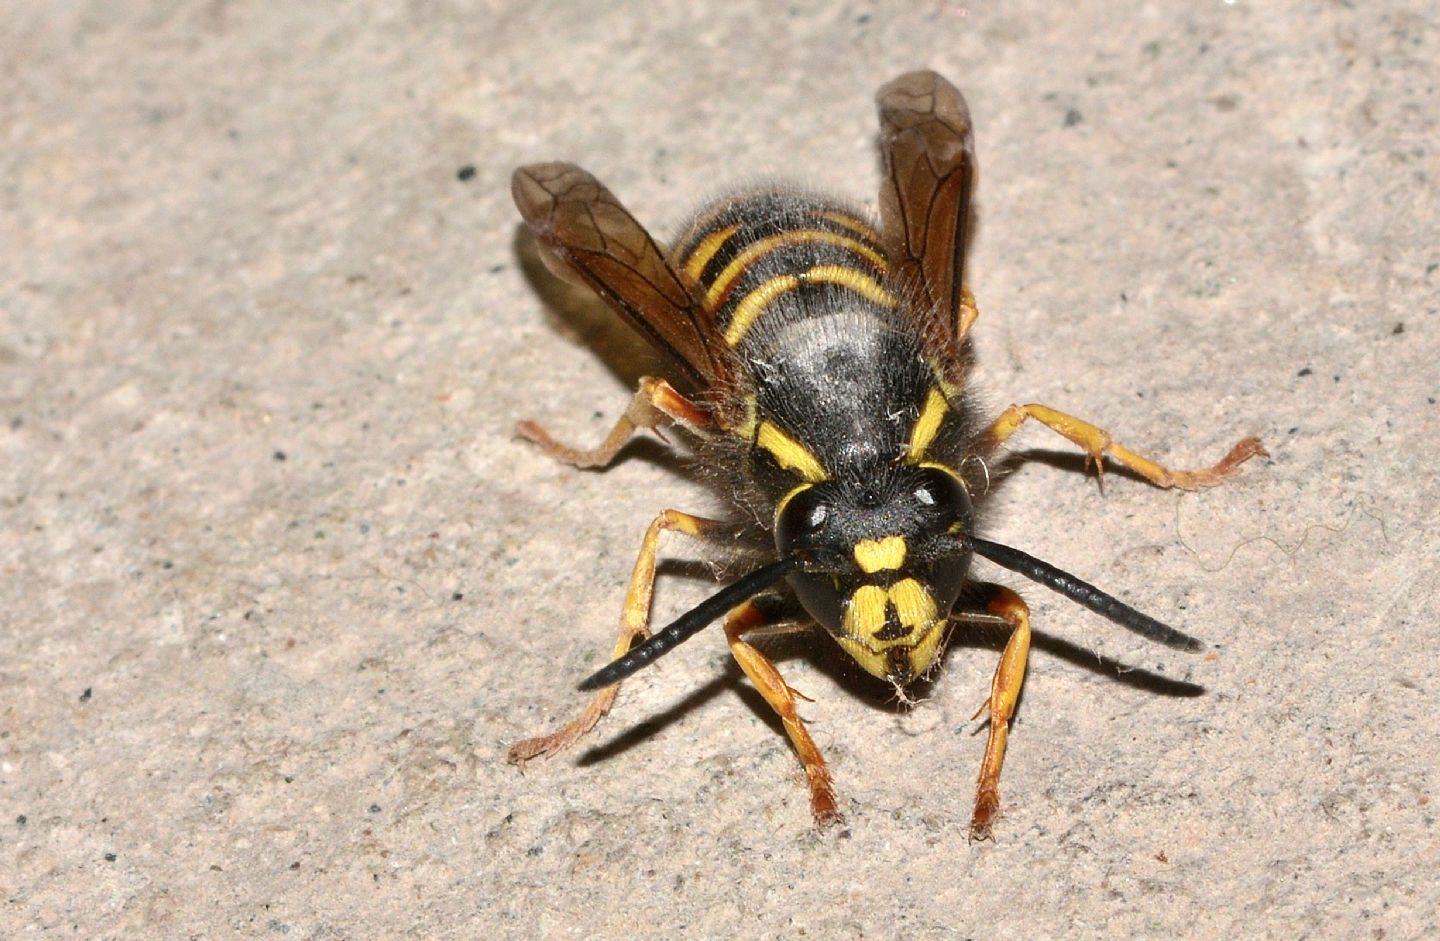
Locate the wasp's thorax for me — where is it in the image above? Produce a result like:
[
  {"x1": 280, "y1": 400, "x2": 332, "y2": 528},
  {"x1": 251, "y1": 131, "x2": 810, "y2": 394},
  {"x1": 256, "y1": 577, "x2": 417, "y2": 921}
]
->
[{"x1": 776, "y1": 463, "x2": 974, "y2": 685}]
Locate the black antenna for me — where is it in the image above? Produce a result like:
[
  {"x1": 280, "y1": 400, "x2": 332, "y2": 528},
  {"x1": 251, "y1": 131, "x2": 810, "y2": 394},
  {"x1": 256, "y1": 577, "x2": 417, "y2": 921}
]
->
[
  {"x1": 578, "y1": 555, "x2": 804, "y2": 691},
  {"x1": 966, "y1": 536, "x2": 1203, "y2": 651}
]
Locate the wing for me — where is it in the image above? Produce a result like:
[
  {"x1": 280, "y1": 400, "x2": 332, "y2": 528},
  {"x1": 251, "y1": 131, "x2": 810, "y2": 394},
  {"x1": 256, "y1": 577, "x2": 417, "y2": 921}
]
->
[
  {"x1": 512, "y1": 162, "x2": 730, "y2": 389},
  {"x1": 875, "y1": 70, "x2": 978, "y2": 344}
]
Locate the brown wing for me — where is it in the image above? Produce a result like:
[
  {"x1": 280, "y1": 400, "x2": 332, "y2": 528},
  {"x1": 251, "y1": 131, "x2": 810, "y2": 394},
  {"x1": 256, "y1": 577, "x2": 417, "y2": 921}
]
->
[
  {"x1": 876, "y1": 70, "x2": 977, "y2": 343},
  {"x1": 512, "y1": 162, "x2": 729, "y2": 389}
]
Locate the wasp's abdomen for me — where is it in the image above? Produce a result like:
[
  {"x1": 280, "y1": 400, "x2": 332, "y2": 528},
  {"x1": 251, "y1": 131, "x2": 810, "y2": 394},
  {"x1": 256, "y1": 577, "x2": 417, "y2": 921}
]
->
[
  {"x1": 673, "y1": 192, "x2": 938, "y2": 482},
  {"x1": 671, "y1": 191, "x2": 897, "y2": 349}
]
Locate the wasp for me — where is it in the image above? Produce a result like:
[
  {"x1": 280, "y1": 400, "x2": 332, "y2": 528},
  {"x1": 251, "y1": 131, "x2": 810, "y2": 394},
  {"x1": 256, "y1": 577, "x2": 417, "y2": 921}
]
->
[{"x1": 505, "y1": 70, "x2": 1264, "y2": 839}]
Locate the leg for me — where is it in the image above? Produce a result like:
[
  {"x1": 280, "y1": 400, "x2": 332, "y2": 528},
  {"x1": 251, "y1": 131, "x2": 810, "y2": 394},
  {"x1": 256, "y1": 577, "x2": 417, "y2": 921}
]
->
[
  {"x1": 725, "y1": 600, "x2": 843, "y2": 828},
  {"x1": 507, "y1": 509, "x2": 724, "y2": 764},
  {"x1": 977, "y1": 402, "x2": 1265, "y2": 491},
  {"x1": 955, "y1": 286, "x2": 979, "y2": 339},
  {"x1": 517, "y1": 376, "x2": 711, "y2": 469},
  {"x1": 969, "y1": 584, "x2": 1032, "y2": 841}
]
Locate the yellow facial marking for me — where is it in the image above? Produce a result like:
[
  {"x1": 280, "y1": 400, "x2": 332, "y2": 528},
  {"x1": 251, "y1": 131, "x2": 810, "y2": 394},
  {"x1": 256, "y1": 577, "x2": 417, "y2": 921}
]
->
[
  {"x1": 853, "y1": 536, "x2": 908, "y2": 573},
  {"x1": 907, "y1": 387, "x2": 950, "y2": 460},
  {"x1": 837, "y1": 578, "x2": 944, "y2": 681},
  {"x1": 705, "y1": 230, "x2": 886, "y2": 307},
  {"x1": 900, "y1": 621, "x2": 945, "y2": 681},
  {"x1": 846, "y1": 585, "x2": 889, "y2": 639},
  {"x1": 887, "y1": 578, "x2": 938, "y2": 632},
  {"x1": 772, "y1": 482, "x2": 813, "y2": 528},
  {"x1": 681, "y1": 223, "x2": 740, "y2": 281},
  {"x1": 756, "y1": 421, "x2": 826, "y2": 481}
]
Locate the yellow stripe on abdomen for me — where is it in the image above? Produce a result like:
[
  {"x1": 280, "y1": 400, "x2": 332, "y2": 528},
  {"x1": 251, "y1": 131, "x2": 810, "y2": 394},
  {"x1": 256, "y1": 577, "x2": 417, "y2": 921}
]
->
[
  {"x1": 800, "y1": 265, "x2": 896, "y2": 307},
  {"x1": 723, "y1": 274, "x2": 801, "y2": 345},
  {"x1": 723, "y1": 265, "x2": 897, "y2": 346},
  {"x1": 817, "y1": 210, "x2": 885, "y2": 247},
  {"x1": 680, "y1": 223, "x2": 740, "y2": 282},
  {"x1": 704, "y1": 229, "x2": 887, "y2": 308}
]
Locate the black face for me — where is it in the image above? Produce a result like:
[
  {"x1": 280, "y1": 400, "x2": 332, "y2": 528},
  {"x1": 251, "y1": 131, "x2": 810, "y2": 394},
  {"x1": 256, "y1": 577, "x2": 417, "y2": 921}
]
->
[{"x1": 774, "y1": 464, "x2": 975, "y2": 683}]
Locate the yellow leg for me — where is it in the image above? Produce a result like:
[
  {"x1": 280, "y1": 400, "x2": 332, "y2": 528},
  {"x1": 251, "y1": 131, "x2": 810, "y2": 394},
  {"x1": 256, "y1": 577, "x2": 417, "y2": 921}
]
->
[
  {"x1": 725, "y1": 600, "x2": 843, "y2": 828},
  {"x1": 517, "y1": 376, "x2": 711, "y2": 468},
  {"x1": 977, "y1": 402, "x2": 1265, "y2": 491},
  {"x1": 955, "y1": 286, "x2": 979, "y2": 339},
  {"x1": 969, "y1": 585, "x2": 1032, "y2": 842},
  {"x1": 507, "y1": 509, "x2": 723, "y2": 764}
]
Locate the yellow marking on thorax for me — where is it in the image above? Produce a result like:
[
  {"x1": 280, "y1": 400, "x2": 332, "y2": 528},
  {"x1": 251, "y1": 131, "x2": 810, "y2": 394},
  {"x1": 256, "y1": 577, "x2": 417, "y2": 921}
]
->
[
  {"x1": 704, "y1": 230, "x2": 887, "y2": 307},
  {"x1": 756, "y1": 421, "x2": 827, "y2": 481},
  {"x1": 680, "y1": 223, "x2": 740, "y2": 282},
  {"x1": 907, "y1": 387, "x2": 950, "y2": 460},
  {"x1": 723, "y1": 265, "x2": 899, "y2": 345},
  {"x1": 926, "y1": 357, "x2": 964, "y2": 399},
  {"x1": 854, "y1": 536, "x2": 908, "y2": 573},
  {"x1": 733, "y1": 393, "x2": 759, "y2": 440}
]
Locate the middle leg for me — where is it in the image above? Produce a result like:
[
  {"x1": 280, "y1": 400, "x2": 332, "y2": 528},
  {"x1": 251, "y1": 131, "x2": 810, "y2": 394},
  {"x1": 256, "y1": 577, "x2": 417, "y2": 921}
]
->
[
  {"x1": 517, "y1": 376, "x2": 711, "y2": 469},
  {"x1": 976, "y1": 402, "x2": 1264, "y2": 490}
]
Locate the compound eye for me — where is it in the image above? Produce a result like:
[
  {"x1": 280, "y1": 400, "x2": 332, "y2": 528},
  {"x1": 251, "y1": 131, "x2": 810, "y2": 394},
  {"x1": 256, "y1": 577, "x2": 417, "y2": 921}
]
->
[
  {"x1": 912, "y1": 465, "x2": 970, "y2": 529},
  {"x1": 775, "y1": 486, "x2": 830, "y2": 553}
]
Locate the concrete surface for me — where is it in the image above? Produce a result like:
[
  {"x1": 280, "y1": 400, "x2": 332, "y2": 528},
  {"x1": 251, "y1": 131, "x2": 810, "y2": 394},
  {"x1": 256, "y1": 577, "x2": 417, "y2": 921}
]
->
[{"x1": 4, "y1": 1, "x2": 1437, "y2": 938}]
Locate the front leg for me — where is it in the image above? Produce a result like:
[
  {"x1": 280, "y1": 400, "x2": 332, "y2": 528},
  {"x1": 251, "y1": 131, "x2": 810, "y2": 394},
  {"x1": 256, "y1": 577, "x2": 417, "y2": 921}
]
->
[
  {"x1": 976, "y1": 403, "x2": 1264, "y2": 491},
  {"x1": 507, "y1": 509, "x2": 725, "y2": 764},
  {"x1": 968, "y1": 584, "x2": 1032, "y2": 842},
  {"x1": 725, "y1": 599, "x2": 843, "y2": 828}
]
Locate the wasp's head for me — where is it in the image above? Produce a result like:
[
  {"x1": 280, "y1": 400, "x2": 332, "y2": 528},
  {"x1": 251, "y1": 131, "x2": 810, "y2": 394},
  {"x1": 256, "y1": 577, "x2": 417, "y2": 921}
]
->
[{"x1": 774, "y1": 463, "x2": 974, "y2": 686}]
